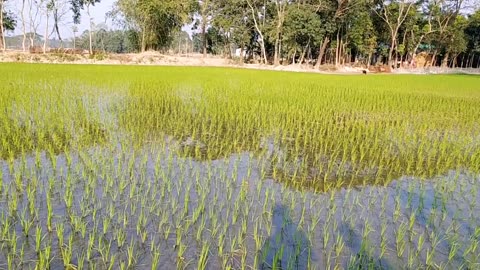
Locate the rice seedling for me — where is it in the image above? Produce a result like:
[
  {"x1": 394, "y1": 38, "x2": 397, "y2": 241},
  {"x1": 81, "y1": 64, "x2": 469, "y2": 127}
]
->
[{"x1": 0, "y1": 63, "x2": 479, "y2": 268}]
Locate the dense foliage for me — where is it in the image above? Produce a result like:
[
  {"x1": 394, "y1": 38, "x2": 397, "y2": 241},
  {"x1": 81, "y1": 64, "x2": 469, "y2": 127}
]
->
[
  {"x1": 103, "y1": 0, "x2": 480, "y2": 67},
  {"x1": 2, "y1": 0, "x2": 480, "y2": 68}
]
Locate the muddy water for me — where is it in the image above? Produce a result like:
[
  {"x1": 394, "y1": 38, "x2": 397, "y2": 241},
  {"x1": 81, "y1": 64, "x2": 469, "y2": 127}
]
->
[
  {"x1": 0, "y1": 91, "x2": 479, "y2": 269},
  {"x1": 1, "y1": 137, "x2": 478, "y2": 269}
]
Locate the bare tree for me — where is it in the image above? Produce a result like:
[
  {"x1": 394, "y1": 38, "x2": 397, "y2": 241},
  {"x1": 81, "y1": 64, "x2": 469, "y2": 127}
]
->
[
  {"x1": 0, "y1": 0, "x2": 5, "y2": 52},
  {"x1": 44, "y1": 1, "x2": 52, "y2": 53},
  {"x1": 27, "y1": 0, "x2": 43, "y2": 48},
  {"x1": 246, "y1": 0, "x2": 268, "y2": 64},
  {"x1": 273, "y1": 0, "x2": 287, "y2": 66},
  {"x1": 49, "y1": 0, "x2": 69, "y2": 48},
  {"x1": 21, "y1": 0, "x2": 27, "y2": 51},
  {"x1": 199, "y1": 0, "x2": 211, "y2": 58},
  {"x1": 374, "y1": 0, "x2": 415, "y2": 67},
  {"x1": 86, "y1": 2, "x2": 94, "y2": 54},
  {"x1": 436, "y1": 0, "x2": 465, "y2": 67}
]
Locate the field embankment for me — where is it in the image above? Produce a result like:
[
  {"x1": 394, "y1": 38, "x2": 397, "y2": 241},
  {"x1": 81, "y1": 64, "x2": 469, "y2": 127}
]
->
[{"x1": 2, "y1": 50, "x2": 479, "y2": 75}]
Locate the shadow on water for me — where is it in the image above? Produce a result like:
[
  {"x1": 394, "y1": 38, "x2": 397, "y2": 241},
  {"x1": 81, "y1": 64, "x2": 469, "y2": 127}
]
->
[
  {"x1": 120, "y1": 87, "x2": 480, "y2": 194},
  {"x1": 341, "y1": 220, "x2": 393, "y2": 270},
  {"x1": 258, "y1": 204, "x2": 310, "y2": 270}
]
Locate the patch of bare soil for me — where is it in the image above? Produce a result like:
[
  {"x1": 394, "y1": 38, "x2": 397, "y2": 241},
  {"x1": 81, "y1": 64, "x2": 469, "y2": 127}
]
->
[{"x1": 1, "y1": 50, "x2": 478, "y2": 75}]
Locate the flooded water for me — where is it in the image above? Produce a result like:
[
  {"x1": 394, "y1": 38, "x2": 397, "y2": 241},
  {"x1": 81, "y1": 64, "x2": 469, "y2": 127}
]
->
[
  {"x1": 1, "y1": 70, "x2": 479, "y2": 269},
  {"x1": 1, "y1": 138, "x2": 478, "y2": 269}
]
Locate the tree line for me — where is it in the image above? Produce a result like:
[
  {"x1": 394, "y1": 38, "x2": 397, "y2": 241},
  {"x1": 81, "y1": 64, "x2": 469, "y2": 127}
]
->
[{"x1": 1, "y1": 0, "x2": 479, "y2": 68}]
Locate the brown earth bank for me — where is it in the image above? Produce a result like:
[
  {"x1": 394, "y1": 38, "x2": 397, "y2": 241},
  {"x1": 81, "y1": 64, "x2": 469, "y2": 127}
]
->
[{"x1": 1, "y1": 50, "x2": 479, "y2": 75}]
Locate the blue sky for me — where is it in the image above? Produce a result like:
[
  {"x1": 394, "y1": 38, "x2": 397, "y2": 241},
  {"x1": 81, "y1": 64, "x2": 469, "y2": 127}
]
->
[{"x1": 8, "y1": 0, "x2": 118, "y2": 39}]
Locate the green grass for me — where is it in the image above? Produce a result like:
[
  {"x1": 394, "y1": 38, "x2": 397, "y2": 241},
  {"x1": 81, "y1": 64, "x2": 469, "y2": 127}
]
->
[{"x1": 0, "y1": 63, "x2": 479, "y2": 269}]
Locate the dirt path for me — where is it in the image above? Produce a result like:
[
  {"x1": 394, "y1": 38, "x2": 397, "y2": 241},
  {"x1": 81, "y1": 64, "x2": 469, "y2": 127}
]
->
[{"x1": 1, "y1": 50, "x2": 478, "y2": 75}]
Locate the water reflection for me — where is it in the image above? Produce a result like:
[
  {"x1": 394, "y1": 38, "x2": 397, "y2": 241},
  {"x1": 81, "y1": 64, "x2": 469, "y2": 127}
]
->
[{"x1": 258, "y1": 204, "x2": 310, "y2": 270}]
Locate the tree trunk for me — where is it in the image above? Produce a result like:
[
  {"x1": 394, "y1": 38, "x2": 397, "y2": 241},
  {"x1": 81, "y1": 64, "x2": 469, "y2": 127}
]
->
[
  {"x1": 399, "y1": 31, "x2": 406, "y2": 67},
  {"x1": 430, "y1": 50, "x2": 437, "y2": 67},
  {"x1": 467, "y1": 53, "x2": 472, "y2": 68},
  {"x1": 279, "y1": 37, "x2": 283, "y2": 64},
  {"x1": 141, "y1": 24, "x2": 146, "y2": 52},
  {"x1": 228, "y1": 41, "x2": 232, "y2": 59},
  {"x1": 89, "y1": 28, "x2": 93, "y2": 54},
  {"x1": 452, "y1": 54, "x2": 458, "y2": 68},
  {"x1": 307, "y1": 45, "x2": 312, "y2": 64},
  {"x1": 259, "y1": 38, "x2": 267, "y2": 64},
  {"x1": 52, "y1": 2, "x2": 63, "y2": 48},
  {"x1": 87, "y1": 5, "x2": 93, "y2": 54},
  {"x1": 247, "y1": 0, "x2": 267, "y2": 64},
  {"x1": 0, "y1": 0, "x2": 5, "y2": 52},
  {"x1": 388, "y1": 34, "x2": 396, "y2": 68},
  {"x1": 273, "y1": 23, "x2": 283, "y2": 66},
  {"x1": 441, "y1": 52, "x2": 449, "y2": 68},
  {"x1": 240, "y1": 45, "x2": 244, "y2": 65},
  {"x1": 335, "y1": 30, "x2": 340, "y2": 66},
  {"x1": 367, "y1": 52, "x2": 372, "y2": 68},
  {"x1": 411, "y1": 34, "x2": 424, "y2": 61},
  {"x1": 201, "y1": 16, "x2": 207, "y2": 58},
  {"x1": 315, "y1": 36, "x2": 329, "y2": 69},
  {"x1": 273, "y1": 0, "x2": 286, "y2": 66},
  {"x1": 273, "y1": 34, "x2": 280, "y2": 66},
  {"x1": 299, "y1": 39, "x2": 310, "y2": 65},
  {"x1": 27, "y1": 0, "x2": 40, "y2": 49},
  {"x1": 21, "y1": 0, "x2": 27, "y2": 52},
  {"x1": 43, "y1": 10, "x2": 49, "y2": 54}
]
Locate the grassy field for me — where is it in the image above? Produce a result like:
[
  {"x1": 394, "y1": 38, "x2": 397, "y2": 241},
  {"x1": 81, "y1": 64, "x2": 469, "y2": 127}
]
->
[{"x1": 0, "y1": 63, "x2": 479, "y2": 269}]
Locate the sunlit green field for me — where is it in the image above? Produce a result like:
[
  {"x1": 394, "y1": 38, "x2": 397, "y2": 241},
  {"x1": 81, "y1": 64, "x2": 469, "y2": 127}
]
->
[{"x1": 0, "y1": 63, "x2": 479, "y2": 269}]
